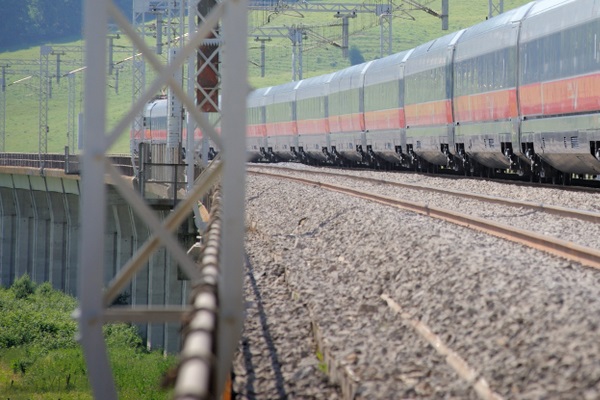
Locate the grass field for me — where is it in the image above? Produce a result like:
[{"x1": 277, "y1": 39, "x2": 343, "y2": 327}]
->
[{"x1": 0, "y1": 0, "x2": 531, "y2": 154}]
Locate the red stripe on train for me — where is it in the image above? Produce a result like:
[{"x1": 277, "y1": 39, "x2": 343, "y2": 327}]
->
[
  {"x1": 520, "y1": 73, "x2": 600, "y2": 117},
  {"x1": 454, "y1": 88, "x2": 517, "y2": 122}
]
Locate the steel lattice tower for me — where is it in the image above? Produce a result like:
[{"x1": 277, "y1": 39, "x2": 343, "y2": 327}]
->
[{"x1": 79, "y1": 0, "x2": 247, "y2": 397}]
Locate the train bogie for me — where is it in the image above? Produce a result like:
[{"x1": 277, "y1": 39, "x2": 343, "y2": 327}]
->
[
  {"x1": 454, "y1": 121, "x2": 516, "y2": 169},
  {"x1": 405, "y1": 126, "x2": 454, "y2": 166},
  {"x1": 365, "y1": 131, "x2": 405, "y2": 163},
  {"x1": 521, "y1": 115, "x2": 600, "y2": 174}
]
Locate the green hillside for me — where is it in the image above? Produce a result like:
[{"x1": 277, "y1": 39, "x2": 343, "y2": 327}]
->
[{"x1": 0, "y1": 0, "x2": 532, "y2": 154}]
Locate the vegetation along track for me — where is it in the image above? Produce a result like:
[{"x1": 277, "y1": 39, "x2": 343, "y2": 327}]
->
[{"x1": 248, "y1": 164, "x2": 600, "y2": 270}]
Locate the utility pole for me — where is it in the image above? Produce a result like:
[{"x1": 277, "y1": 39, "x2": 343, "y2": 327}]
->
[
  {"x1": 254, "y1": 37, "x2": 271, "y2": 77},
  {"x1": 107, "y1": 34, "x2": 120, "y2": 75},
  {"x1": 52, "y1": 50, "x2": 66, "y2": 84},
  {"x1": 377, "y1": 3, "x2": 392, "y2": 58},
  {"x1": 290, "y1": 27, "x2": 305, "y2": 80},
  {"x1": 334, "y1": 11, "x2": 357, "y2": 58},
  {"x1": 251, "y1": 26, "x2": 309, "y2": 81}
]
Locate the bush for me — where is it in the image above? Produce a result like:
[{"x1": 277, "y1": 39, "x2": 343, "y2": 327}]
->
[
  {"x1": 11, "y1": 274, "x2": 36, "y2": 299},
  {"x1": 104, "y1": 324, "x2": 143, "y2": 349},
  {"x1": 36, "y1": 281, "x2": 54, "y2": 296},
  {"x1": 0, "y1": 282, "x2": 177, "y2": 399}
]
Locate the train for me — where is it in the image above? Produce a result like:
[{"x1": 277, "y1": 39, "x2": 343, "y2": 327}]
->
[{"x1": 141, "y1": 0, "x2": 600, "y2": 182}]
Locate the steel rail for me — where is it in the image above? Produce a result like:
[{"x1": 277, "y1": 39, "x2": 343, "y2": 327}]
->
[
  {"x1": 381, "y1": 294, "x2": 504, "y2": 400},
  {"x1": 250, "y1": 170, "x2": 600, "y2": 271},
  {"x1": 248, "y1": 166, "x2": 600, "y2": 224}
]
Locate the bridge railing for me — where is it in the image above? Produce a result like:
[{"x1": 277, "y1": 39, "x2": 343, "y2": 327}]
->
[{"x1": 0, "y1": 151, "x2": 135, "y2": 177}]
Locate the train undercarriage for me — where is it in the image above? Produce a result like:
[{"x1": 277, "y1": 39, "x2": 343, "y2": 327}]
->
[{"x1": 254, "y1": 138, "x2": 600, "y2": 186}]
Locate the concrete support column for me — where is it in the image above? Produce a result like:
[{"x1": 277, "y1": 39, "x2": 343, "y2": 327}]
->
[
  {"x1": 130, "y1": 207, "x2": 150, "y2": 341},
  {"x1": 47, "y1": 184, "x2": 69, "y2": 291},
  {"x1": 62, "y1": 179, "x2": 80, "y2": 296},
  {"x1": 12, "y1": 175, "x2": 34, "y2": 279},
  {"x1": 147, "y1": 210, "x2": 167, "y2": 350},
  {"x1": 0, "y1": 185, "x2": 16, "y2": 287},
  {"x1": 30, "y1": 176, "x2": 52, "y2": 283}
]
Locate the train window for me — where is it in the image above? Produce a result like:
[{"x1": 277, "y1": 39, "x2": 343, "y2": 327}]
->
[{"x1": 416, "y1": 141, "x2": 421, "y2": 149}]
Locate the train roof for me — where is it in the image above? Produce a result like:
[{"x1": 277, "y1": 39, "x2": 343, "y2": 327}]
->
[
  {"x1": 295, "y1": 72, "x2": 335, "y2": 100},
  {"x1": 269, "y1": 80, "x2": 297, "y2": 103},
  {"x1": 247, "y1": 86, "x2": 272, "y2": 108},
  {"x1": 329, "y1": 61, "x2": 372, "y2": 92},
  {"x1": 366, "y1": 49, "x2": 412, "y2": 71},
  {"x1": 409, "y1": 30, "x2": 462, "y2": 60},
  {"x1": 404, "y1": 30, "x2": 464, "y2": 75},
  {"x1": 454, "y1": 2, "x2": 536, "y2": 61},
  {"x1": 521, "y1": 0, "x2": 597, "y2": 42},
  {"x1": 269, "y1": 80, "x2": 298, "y2": 94},
  {"x1": 330, "y1": 61, "x2": 371, "y2": 80},
  {"x1": 458, "y1": 2, "x2": 535, "y2": 42},
  {"x1": 363, "y1": 49, "x2": 412, "y2": 86},
  {"x1": 526, "y1": 0, "x2": 580, "y2": 17}
]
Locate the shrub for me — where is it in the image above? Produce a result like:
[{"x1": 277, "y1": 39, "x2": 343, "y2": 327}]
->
[
  {"x1": 11, "y1": 274, "x2": 36, "y2": 299},
  {"x1": 36, "y1": 281, "x2": 54, "y2": 295},
  {"x1": 104, "y1": 324, "x2": 143, "y2": 349}
]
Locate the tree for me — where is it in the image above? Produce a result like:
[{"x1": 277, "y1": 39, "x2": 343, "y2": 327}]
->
[
  {"x1": 349, "y1": 45, "x2": 365, "y2": 66},
  {"x1": 0, "y1": 1, "x2": 30, "y2": 50}
]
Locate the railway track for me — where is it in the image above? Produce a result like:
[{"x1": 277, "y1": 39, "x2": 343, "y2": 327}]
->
[
  {"x1": 240, "y1": 171, "x2": 600, "y2": 398},
  {"x1": 248, "y1": 164, "x2": 600, "y2": 270}
]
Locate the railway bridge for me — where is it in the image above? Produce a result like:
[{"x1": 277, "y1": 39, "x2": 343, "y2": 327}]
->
[{"x1": 0, "y1": 153, "x2": 198, "y2": 352}]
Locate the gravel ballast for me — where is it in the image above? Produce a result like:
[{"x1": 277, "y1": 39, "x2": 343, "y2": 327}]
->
[{"x1": 234, "y1": 170, "x2": 600, "y2": 399}]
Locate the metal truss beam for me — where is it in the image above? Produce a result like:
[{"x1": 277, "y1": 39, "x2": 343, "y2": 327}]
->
[
  {"x1": 379, "y1": 12, "x2": 392, "y2": 58},
  {"x1": 80, "y1": 1, "x2": 247, "y2": 399},
  {"x1": 488, "y1": 0, "x2": 504, "y2": 18}
]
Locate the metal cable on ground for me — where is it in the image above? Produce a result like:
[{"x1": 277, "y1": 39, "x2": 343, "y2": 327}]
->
[{"x1": 173, "y1": 187, "x2": 223, "y2": 400}]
